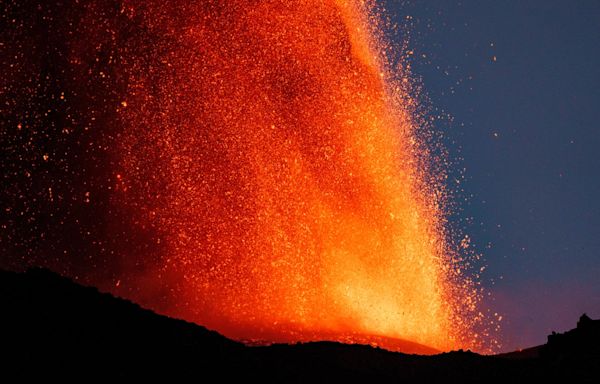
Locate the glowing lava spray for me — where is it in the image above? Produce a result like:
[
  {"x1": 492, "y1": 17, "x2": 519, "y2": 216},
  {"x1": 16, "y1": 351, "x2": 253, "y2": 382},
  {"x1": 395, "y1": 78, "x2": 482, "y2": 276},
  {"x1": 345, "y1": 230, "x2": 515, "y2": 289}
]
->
[{"x1": 115, "y1": 0, "x2": 484, "y2": 352}]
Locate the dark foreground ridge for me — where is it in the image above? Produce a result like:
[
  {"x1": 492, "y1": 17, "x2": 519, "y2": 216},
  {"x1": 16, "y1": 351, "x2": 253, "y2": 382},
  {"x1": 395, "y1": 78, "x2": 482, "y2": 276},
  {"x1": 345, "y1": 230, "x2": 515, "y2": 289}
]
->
[{"x1": 1, "y1": 268, "x2": 598, "y2": 382}]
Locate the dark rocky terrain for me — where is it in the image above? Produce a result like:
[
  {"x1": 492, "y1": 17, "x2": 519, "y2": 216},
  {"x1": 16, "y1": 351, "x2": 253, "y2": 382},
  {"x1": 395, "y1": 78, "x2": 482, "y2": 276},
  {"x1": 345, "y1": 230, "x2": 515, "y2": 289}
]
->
[{"x1": 1, "y1": 268, "x2": 598, "y2": 382}]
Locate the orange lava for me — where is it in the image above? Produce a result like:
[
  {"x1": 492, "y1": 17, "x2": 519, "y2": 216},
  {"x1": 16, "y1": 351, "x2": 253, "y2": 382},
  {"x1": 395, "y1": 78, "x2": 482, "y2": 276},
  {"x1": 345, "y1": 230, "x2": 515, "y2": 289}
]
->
[{"x1": 115, "y1": 0, "x2": 482, "y2": 352}]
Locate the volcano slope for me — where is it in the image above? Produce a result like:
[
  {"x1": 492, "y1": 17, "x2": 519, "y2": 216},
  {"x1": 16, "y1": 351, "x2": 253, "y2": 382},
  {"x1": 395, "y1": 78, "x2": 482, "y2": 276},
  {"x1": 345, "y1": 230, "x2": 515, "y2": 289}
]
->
[{"x1": 1, "y1": 268, "x2": 598, "y2": 382}]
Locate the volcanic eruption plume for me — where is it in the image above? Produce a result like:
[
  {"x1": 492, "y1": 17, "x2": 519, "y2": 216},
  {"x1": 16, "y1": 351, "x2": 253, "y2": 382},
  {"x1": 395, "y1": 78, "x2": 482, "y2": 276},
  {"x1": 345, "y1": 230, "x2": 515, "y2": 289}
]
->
[{"x1": 1, "y1": 0, "x2": 489, "y2": 352}]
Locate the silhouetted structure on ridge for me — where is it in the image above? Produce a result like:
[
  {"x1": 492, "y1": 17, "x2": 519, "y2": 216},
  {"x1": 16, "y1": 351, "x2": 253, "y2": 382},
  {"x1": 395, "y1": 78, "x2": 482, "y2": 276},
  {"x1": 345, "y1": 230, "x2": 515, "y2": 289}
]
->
[
  {"x1": 544, "y1": 313, "x2": 600, "y2": 359},
  {"x1": 577, "y1": 313, "x2": 600, "y2": 329}
]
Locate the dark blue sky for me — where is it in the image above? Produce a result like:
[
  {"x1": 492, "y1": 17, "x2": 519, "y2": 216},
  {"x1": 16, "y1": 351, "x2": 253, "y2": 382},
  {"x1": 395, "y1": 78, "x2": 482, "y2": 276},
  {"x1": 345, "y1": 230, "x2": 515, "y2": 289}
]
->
[{"x1": 385, "y1": 0, "x2": 600, "y2": 351}]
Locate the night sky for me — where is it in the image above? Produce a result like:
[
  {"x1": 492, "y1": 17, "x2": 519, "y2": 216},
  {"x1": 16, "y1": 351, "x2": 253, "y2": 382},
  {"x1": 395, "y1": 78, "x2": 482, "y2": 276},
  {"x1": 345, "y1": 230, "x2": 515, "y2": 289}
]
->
[
  {"x1": 388, "y1": 0, "x2": 600, "y2": 351},
  {"x1": 1, "y1": 0, "x2": 598, "y2": 354}
]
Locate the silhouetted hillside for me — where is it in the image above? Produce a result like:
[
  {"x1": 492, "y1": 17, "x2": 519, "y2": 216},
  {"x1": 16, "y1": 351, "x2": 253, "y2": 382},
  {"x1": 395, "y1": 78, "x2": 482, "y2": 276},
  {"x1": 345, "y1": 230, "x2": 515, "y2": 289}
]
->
[{"x1": 1, "y1": 268, "x2": 598, "y2": 382}]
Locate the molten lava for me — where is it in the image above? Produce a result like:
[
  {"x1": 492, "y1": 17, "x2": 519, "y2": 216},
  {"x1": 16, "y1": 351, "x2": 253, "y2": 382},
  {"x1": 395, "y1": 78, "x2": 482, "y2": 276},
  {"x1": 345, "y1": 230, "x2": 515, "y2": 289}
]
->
[{"x1": 113, "y1": 0, "x2": 481, "y2": 352}]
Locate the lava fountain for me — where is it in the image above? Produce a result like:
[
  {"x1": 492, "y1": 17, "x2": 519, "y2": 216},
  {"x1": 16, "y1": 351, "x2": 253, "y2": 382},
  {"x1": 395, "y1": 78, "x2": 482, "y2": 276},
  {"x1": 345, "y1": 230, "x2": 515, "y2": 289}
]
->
[{"x1": 111, "y1": 0, "x2": 482, "y2": 352}]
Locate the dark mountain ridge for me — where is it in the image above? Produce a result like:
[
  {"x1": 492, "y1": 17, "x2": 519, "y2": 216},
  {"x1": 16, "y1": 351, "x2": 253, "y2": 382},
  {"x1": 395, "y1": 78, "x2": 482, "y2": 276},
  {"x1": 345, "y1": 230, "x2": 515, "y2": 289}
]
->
[{"x1": 1, "y1": 268, "x2": 598, "y2": 382}]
